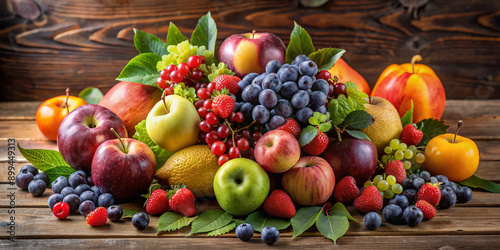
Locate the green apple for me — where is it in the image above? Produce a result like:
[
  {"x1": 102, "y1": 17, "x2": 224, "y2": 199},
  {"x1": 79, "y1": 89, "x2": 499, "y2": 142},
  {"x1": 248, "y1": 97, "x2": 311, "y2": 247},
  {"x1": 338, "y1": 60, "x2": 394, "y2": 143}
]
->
[
  {"x1": 146, "y1": 95, "x2": 200, "y2": 152},
  {"x1": 213, "y1": 158, "x2": 270, "y2": 216}
]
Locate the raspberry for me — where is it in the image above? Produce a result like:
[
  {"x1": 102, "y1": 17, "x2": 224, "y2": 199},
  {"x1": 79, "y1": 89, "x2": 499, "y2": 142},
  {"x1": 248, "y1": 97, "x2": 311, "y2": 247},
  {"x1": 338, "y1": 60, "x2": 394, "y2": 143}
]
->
[
  {"x1": 53, "y1": 202, "x2": 70, "y2": 219},
  {"x1": 263, "y1": 190, "x2": 296, "y2": 218},
  {"x1": 415, "y1": 200, "x2": 436, "y2": 219},
  {"x1": 385, "y1": 160, "x2": 406, "y2": 184},
  {"x1": 86, "y1": 207, "x2": 108, "y2": 227},
  {"x1": 146, "y1": 189, "x2": 170, "y2": 215},
  {"x1": 417, "y1": 183, "x2": 441, "y2": 206},
  {"x1": 334, "y1": 176, "x2": 360, "y2": 204},
  {"x1": 401, "y1": 124, "x2": 423, "y2": 146},
  {"x1": 353, "y1": 186, "x2": 383, "y2": 213}
]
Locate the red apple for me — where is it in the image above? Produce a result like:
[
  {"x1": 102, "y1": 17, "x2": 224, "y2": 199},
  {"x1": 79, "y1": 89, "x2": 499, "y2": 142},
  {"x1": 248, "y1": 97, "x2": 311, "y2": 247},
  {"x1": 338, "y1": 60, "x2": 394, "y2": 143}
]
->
[
  {"x1": 322, "y1": 137, "x2": 378, "y2": 185},
  {"x1": 98, "y1": 81, "x2": 162, "y2": 136},
  {"x1": 254, "y1": 130, "x2": 301, "y2": 173},
  {"x1": 92, "y1": 130, "x2": 156, "y2": 201},
  {"x1": 219, "y1": 31, "x2": 286, "y2": 78},
  {"x1": 281, "y1": 156, "x2": 335, "y2": 206},
  {"x1": 57, "y1": 104, "x2": 128, "y2": 173}
]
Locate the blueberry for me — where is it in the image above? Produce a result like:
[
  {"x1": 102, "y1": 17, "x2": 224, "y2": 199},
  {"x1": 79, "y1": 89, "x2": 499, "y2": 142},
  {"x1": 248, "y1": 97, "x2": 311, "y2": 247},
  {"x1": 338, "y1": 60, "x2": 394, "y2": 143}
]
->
[
  {"x1": 409, "y1": 174, "x2": 417, "y2": 180},
  {"x1": 98, "y1": 193, "x2": 115, "y2": 208},
  {"x1": 312, "y1": 105, "x2": 327, "y2": 114},
  {"x1": 262, "y1": 74, "x2": 283, "y2": 92},
  {"x1": 258, "y1": 89, "x2": 278, "y2": 109},
  {"x1": 51, "y1": 176, "x2": 69, "y2": 194},
  {"x1": 28, "y1": 179, "x2": 46, "y2": 197},
  {"x1": 233, "y1": 102, "x2": 243, "y2": 112},
  {"x1": 48, "y1": 194, "x2": 64, "y2": 210},
  {"x1": 15, "y1": 171, "x2": 34, "y2": 190},
  {"x1": 80, "y1": 190, "x2": 98, "y2": 205},
  {"x1": 274, "y1": 99, "x2": 293, "y2": 118},
  {"x1": 429, "y1": 176, "x2": 439, "y2": 184},
  {"x1": 298, "y1": 60, "x2": 318, "y2": 76},
  {"x1": 251, "y1": 73, "x2": 267, "y2": 86},
  {"x1": 292, "y1": 54, "x2": 310, "y2": 66},
  {"x1": 63, "y1": 194, "x2": 81, "y2": 212},
  {"x1": 403, "y1": 206, "x2": 423, "y2": 226},
  {"x1": 436, "y1": 175, "x2": 449, "y2": 183},
  {"x1": 69, "y1": 171, "x2": 87, "y2": 188},
  {"x1": 237, "y1": 80, "x2": 250, "y2": 95},
  {"x1": 261, "y1": 226, "x2": 280, "y2": 245},
  {"x1": 441, "y1": 182, "x2": 458, "y2": 192},
  {"x1": 440, "y1": 187, "x2": 457, "y2": 209},
  {"x1": 419, "y1": 171, "x2": 431, "y2": 182},
  {"x1": 412, "y1": 177, "x2": 425, "y2": 190},
  {"x1": 107, "y1": 205, "x2": 123, "y2": 222},
  {"x1": 20, "y1": 164, "x2": 38, "y2": 176},
  {"x1": 79, "y1": 200, "x2": 96, "y2": 217},
  {"x1": 235, "y1": 223, "x2": 254, "y2": 241},
  {"x1": 363, "y1": 212, "x2": 382, "y2": 230},
  {"x1": 456, "y1": 187, "x2": 473, "y2": 203},
  {"x1": 297, "y1": 75, "x2": 313, "y2": 90},
  {"x1": 402, "y1": 189, "x2": 417, "y2": 202},
  {"x1": 309, "y1": 91, "x2": 327, "y2": 107},
  {"x1": 277, "y1": 65, "x2": 298, "y2": 82},
  {"x1": 311, "y1": 79, "x2": 329, "y2": 95},
  {"x1": 296, "y1": 107, "x2": 314, "y2": 124},
  {"x1": 266, "y1": 115, "x2": 285, "y2": 130},
  {"x1": 382, "y1": 204, "x2": 403, "y2": 224},
  {"x1": 75, "y1": 184, "x2": 92, "y2": 196},
  {"x1": 242, "y1": 73, "x2": 259, "y2": 83},
  {"x1": 252, "y1": 105, "x2": 270, "y2": 124},
  {"x1": 61, "y1": 186, "x2": 77, "y2": 197},
  {"x1": 266, "y1": 60, "x2": 282, "y2": 74},
  {"x1": 91, "y1": 186, "x2": 102, "y2": 197},
  {"x1": 132, "y1": 212, "x2": 149, "y2": 230},
  {"x1": 86, "y1": 176, "x2": 94, "y2": 186},
  {"x1": 388, "y1": 194, "x2": 409, "y2": 210},
  {"x1": 280, "y1": 81, "x2": 299, "y2": 99},
  {"x1": 291, "y1": 90, "x2": 310, "y2": 109},
  {"x1": 402, "y1": 178, "x2": 413, "y2": 190},
  {"x1": 242, "y1": 84, "x2": 262, "y2": 104},
  {"x1": 240, "y1": 103, "x2": 254, "y2": 121},
  {"x1": 33, "y1": 172, "x2": 50, "y2": 186}
]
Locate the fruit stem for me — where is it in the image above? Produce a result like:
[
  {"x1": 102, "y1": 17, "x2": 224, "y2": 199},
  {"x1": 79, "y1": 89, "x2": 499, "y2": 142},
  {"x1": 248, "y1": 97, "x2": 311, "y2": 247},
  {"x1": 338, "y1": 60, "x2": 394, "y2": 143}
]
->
[
  {"x1": 161, "y1": 89, "x2": 170, "y2": 114},
  {"x1": 110, "y1": 128, "x2": 128, "y2": 154},
  {"x1": 411, "y1": 55, "x2": 422, "y2": 74},
  {"x1": 251, "y1": 30, "x2": 256, "y2": 39},
  {"x1": 453, "y1": 120, "x2": 463, "y2": 143},
  {"x1": 64, "y1": 88, "x2": 70, "y2": 114},
  {"x1": 335, "y1": 126, "x2": 342, "y2": 142}
]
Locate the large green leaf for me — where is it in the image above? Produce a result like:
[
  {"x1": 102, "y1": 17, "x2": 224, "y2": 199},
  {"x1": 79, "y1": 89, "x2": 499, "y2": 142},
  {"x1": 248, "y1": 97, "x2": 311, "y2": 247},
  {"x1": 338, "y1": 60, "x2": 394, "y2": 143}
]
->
[
  {"x1": 343, "y1": 110, "x2": 374, "y2": 130},
  {"x1": 133, "y1": 29, "x2": 167, "y2": 56},
  {"x1": 290, "y1": 206, "x2": 322, "y2": 238},
  {"x1": 166, "y1": 22, "x2": 188, "y2": 47},
  {"x1": 330, "y1": 202, "x2": 357, "y2": 222},
  {"x1": 157, "y1": 212, "x2": 197, "y2": 233},
  {"x1": 43, "y1": 166, "x2": 76, "y2": 187},
  {"x1": 18, "y1": 144, "x2": 70, "y2": 171},
  {"x1": 285, "y1": 22, "x2": 315, "y2": 63},
  {"x1": 190, "y1": 210, "x2": 233, "y2": 235},
  {"x1": 316, "y1": 212, "x2": 349, "y2": 244},
  {"x1": 190, "y1": 12, "x2": 217, "y2": 52},
  {"x1": 308, "y1": 48, "x2": 345, "y2": 71},
  {"x1": 116, "y1": 53, "x2": 162, "y2": 87},
  {"x1": 245, "y1": 210, "x2": 291, "y2": 232},
  {"x1": 459, "y1": 175, "x2": 500, "y2": 193}
]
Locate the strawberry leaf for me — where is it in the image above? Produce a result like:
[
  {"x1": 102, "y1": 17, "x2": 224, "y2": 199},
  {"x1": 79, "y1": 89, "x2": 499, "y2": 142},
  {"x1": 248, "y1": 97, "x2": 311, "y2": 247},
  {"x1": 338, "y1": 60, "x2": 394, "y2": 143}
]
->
[
  {"x1": 166, "y1": 22, "x2": 188, "y2": 47},
  {"x1": 458, "y1": 175, "x2": 500, "y2": 193},
  {"x1": 309, "y1": 116, "x2": 320, "y2": 126},
  {"x1": 345, "y1": 129, "x2": 371, "y2": 141},
  {"x1": 167, "y1": 183, "x2": 187, "y2": 199},
  {"x1": 316, "y1": 212, "x2": 349, "y2": 244},
  {"x1": 190, "y1": 210, "x2": 233, "y2": 235},
  {"x1": 285, "y1": 22, "x2": 315, "y2": 64},
  {"x1": 206, "y1": 222, "x2": 237, "y2": 237},
  {"x1": 416, "y1": 118, "x2": 449, "y2": 147},
  {"x1": 330, "y1": 202, "x2": 357, "y2": 222},
  {"x1": 318, "y1": 122, "x2": 332, "y2": 133},
  {"x1": 308, "y1": 48, "x2": 345, "y2": 71},
  {"x1": 244, "y1": 210, "x2": 290, "y2": 232},
  {"x1": 401, "y1": 100, "x2": 414, "y2": 127},
  {"x1": 343, "y1": 110, "x2": 374, "y2": 130},
  {"x1": 157, "y1": 212, "x2": 197, "y2": 233},
  {"x1": 299, "y1": 126, "x2": 319, "y2": 147},
  {"x1": 133, "y1": 29, "x2": 167, "y2": 56},
  {"x1": 290, "y1": 206, "x2": 322, "y2": 238},
  {"x1": 141, "y1": 180, "x2": 162, "y2": 206}
]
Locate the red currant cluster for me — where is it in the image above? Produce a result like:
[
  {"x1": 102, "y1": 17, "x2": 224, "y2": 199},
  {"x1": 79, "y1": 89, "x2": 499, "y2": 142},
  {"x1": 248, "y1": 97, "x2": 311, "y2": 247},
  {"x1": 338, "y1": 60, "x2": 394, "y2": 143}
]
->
[{"x1": 156, "y1": 55, "x2": 207, "y2": 93}]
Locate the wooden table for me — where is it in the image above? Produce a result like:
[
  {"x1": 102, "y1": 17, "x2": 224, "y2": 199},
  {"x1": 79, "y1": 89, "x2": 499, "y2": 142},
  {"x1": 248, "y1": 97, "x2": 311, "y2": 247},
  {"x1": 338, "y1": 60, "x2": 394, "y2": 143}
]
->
[{"x1": 1, "y1": 100, "x2": 499, "y2": 249}]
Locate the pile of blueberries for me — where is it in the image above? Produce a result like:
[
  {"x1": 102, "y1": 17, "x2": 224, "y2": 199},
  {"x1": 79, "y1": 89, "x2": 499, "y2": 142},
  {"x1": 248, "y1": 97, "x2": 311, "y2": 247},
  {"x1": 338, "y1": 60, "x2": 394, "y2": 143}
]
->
[
  {"x1": 235, "y1": 55, "x2": 329, "y2": 129},
  {"x1": 15, "y1": 164, "x2": 50, "y2": 197}
]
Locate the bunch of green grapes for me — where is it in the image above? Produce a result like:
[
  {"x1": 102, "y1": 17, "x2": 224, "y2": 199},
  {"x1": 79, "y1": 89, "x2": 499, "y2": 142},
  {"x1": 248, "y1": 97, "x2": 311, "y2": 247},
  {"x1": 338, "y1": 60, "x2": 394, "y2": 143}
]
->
[
  {"x1": 381, "y1": 139, "x2": 425, "y2": 173},
  {"x1": 364, "y1": 174, "x2": 403, "y2": 199}
]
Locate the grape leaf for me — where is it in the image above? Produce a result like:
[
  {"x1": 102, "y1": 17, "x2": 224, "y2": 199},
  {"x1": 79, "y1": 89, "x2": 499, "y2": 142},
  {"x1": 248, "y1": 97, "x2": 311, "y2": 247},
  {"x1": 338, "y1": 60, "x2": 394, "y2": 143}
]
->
[
  {"x1": 299, "y1": 126, "x2": 319, "y2": 147},
  {"x1": 401, "y1": 101, "x2": 414, "y2": 127},
  {"x1": 157, "y1": 212, "x2": 197, "y2": 233},
  {"x1": 43, "y1": 166, "x2": 76, "y2": 187},
  {"x1": 290, "y1": 206, "x2": 322, "y2": 238},
  {"x1": 206, "y1": 222, "x2": 237, "y2": 237},
  {"x1": 459, "y1": 175, "x2": 500, "y2": 193},
  {"x1": 416, "y1": 118, "x2": 449, "y2": 147},
  {"x1": 133, "y1": 120, "x2": 173, "y2": 170},
  {"x1": 116, "y1": 53, "x2": 162, "y2": 87},
  {"x1": 190, "y1": 210, "x2": 233, "y2": 235},
  {"x1": 345, "y1": 130, "x2": 371, "y2": 141},
  {"x1": 244, "y1": 210, "x2": 290, "y2": 232},
  {"x1": 330, "y1": 202, "x2": 357, "y2": 222},
  {"x1": 18, "y1": 144, "x2": 70, "y2": 171},
  {"x1": 78, "y1": 87, "x2": 103, "y2": 105},
  {"x1": 190, "y1": 12, "x2": 217, "y2": 52},
  {"x1": 166, "y1": 22, "x2": 188, "y2": 47},
  {"x1": 286, "y1": 22, "x2": 315, "y2": 64},
  {"x1": 308, "y1": 48, "x2": 345, "y2": 71},
  {"x1": 316, "y1": 213, "x2": 349, "y2": 244},
  {"x1": 133, "y1": 29, "x2": 167, "y2": 56},
  {"x1": 343, "y1": 110, "x2": 374, "y2": 130}
]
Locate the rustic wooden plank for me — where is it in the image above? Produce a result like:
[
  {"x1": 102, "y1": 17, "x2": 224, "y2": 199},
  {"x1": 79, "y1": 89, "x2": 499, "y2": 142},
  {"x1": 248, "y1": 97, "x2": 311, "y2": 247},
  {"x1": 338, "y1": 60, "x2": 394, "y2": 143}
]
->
[
  {"x1": 0, "y1": 101, "x2": 40, "y2": 121},
  {"x1": 0, "y1": 121, "x2": 46, "y2": 140}
]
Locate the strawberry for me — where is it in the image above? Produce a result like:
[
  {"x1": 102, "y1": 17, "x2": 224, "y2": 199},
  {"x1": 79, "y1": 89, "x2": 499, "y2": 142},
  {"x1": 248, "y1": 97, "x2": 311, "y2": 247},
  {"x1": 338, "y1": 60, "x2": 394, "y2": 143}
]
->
[
  {"x1": 146, "y1": 189, "x2": 169, "y2": 215},
  {"x1": 213, "y1": 75, "x2": 240, "y2": 95},
  {"x1": 276, "y1": 118, "x2": 301, "y2": 138},
  {"x1": 168, "y1": 186, "x2": 196, "y2": 217},
  {"x1": 263, "y1": 190, "x2": 296, "y2": 218},
  {"x1": 415, "y1": 200, "x2": 436, "y2": 219},
  {"x1": 302, "y1": 131, "x2": 329, "y2": 156},
  {"x1": 385, "y1": 160, "x2": 406, "y2": 184},
  {"x1": 401, "y1": 124, "x2": 423, "y2": 146},
  {"x1": 353, "y1": 186, "x2": 383, "y2": 213},
  {"x1": 86, "y1": 207, "x2": 108, "y2": 227},
  {"x1": 212, "y1": 94, "x2": 235, "y2": 118},
  {"x1": 334, "y1": 176, "x2": 360, "y2": 204},
  {"x1": 417, "y1": 183, "x2": 441, "y2": 206}
]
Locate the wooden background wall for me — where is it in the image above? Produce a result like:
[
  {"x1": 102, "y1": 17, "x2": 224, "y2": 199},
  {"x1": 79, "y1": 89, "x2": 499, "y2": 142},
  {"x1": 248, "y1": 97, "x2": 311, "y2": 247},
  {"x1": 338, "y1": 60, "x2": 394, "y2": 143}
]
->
[{"x1": 0, "y1": 0, "x2": 499, "y2": 101}]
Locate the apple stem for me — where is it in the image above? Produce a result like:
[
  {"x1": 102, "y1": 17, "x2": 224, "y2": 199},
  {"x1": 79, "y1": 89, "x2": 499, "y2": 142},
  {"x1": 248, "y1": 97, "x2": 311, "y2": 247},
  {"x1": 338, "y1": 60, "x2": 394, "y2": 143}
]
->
[
  {"x1": 110, "y1": 128, "x2": 128, "y2": 154},
  {"x1": 64, "y1": 88, "x2": 70, "y2": 114},
  {"x1": 453, "y1": 120, "x2": 463, "y2": 143},
  {"x1": 161, "y1": 89, "x2": 169, "y2": 114},
  {"x1": 251, "y1": 30, "x2": 256, "y2": 39},
  {"x1": 411, "y1": 55, "x2": 422, "y2": 74}
]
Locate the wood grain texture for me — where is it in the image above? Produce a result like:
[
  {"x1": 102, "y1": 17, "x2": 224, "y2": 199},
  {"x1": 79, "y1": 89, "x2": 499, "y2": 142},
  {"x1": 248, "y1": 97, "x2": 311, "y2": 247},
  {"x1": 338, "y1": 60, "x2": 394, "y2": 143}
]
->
[{"x1": 0, "y1": 0, "x2": 499, "y2": 101}]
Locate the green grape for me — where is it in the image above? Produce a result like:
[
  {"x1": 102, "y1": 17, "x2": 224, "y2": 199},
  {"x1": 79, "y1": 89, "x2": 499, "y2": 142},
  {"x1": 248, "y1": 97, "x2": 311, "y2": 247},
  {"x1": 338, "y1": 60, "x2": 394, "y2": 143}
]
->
[
  {"x1": 390, "y1": 139, "x2": 400, "y2": 150},
  {"x1": 384, "y1": 189, "x2": 395, "y2": 199},
  {"x1": 386, "y1": 175, "x2": 396, "y2": 186},
  {"x1": 404, "y1": 149, "x2": 414, "y2": 159},
  {"x1": 381, "y1": 155, "x2": 388, "y2": 164},
  {"x1": 416, "y1": 152, "x2": 426, "y2": 164},
  {"x1": 403, "y1": 160, "x2": 412, "y2": 170},
  {"x1": 364, "y1": 181, "x2": 373, "y2": 187},
  {"x1": 399, "y1": 143, "x2": 408, "y2": 151},
  {"x1": 377, "y1": 180, "x2": 389, "y2": 191},
  {"x1": 409, "y1": 145, "x2": 418, "y2": 155},
  {"x1": 394, "y1": 150, "x2": 404, "y2": 160},
  {"x1": 392, "y1": 184, "x2": 403, "y2": 194},
  {"x1": 373, "y1": 175, "x2": 384, "y2": 185},
  {"x1": 384, "y1": 146, "x2": 393, "y2": 154}
]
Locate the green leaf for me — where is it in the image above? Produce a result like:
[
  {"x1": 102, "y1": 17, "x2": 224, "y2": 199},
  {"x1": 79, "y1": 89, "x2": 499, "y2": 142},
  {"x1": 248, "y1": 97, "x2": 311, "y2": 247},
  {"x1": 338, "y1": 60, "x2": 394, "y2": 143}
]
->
[
  {"x1": 345, "y1": 81, "x2": 368, "y2": 110},
  {"x1": 308, "y1": 48, "x2": 346, "y2": 71},
  {"x1": 190, "y1": 12, "x2": 217, "y2": 52},
  {"x1": 330, "y1": 202, "x2": 357, "y2": 222},
  {"x1": 78, "y1": 87, "x2": 103, "y2": 105},
  {"x1": 158, "y1": 212, "x2": 197, "y2": 233},
  {"x1": 116, "y1": 53, "x2": 162, "y2": 87},
  {"x1": 345, "y1": 129, "x2": 371, "y2": 141},
  {"x1": 206, "y1": 222, "x2": 237, "y2": 237},
  {"x1": 308, "y1": 116, "x2": 320, "y2": 126},
  {"x1": 133, "y1": 29, "x2": 167, "y2": 56},
  {"x1": 244, "y1": 210, "x2": 290, "y2": 232},
  {"x1": 133, "y1": 120, "x2": 173, "y2": 170},
  {"x1": 290, "y1": 206, "x2": 322, "y2": 238},
  {"x1": 166, "y1": 22, "x2": 188, "y2": 47},
  {"x1": 313, "y1": 112, "x2": 329, "y2": 123},
  {"x1": 318, "y1": 122, "x2": 332, "y2": 133},
  {"x1": 458, "y1": 175, "x2": 500, "y2": 193},
  {"x1": 43, "y1": 166, "x2": 76, "y2": 187},
  {"x1": 343, "y1": 110, "x2": 374, "y2": 130},
  {"x1": 299, "y1": 126, "x2": 319, "y2": 147},
  {"x1": 316, "y1": 213, "x2": 349, "y2": 244},
  {"x1": 416, "y1": 118, "x2": 449, "y2": 147},
  {"x1": 122, "y1": 208, "x2": 142, "y2": 219},
  {"x1": 190, "y1": 210, "x2": 233, "y2": 234},
  {"x1": 327, "y1": 94, "x2": 352, "y2": 126},
  {"x1": 141, "y1": 180, "x2": 162, "y2": 206},
  {"x1": 18, "y1": 144, "x2": 70, "y2": 172},
  {"x1": 401, "y1": 101, "x2": 414, "y2": 127},
  {"x1": 285, "y1": 22, "x2": 315, "y2": 64},
  {"x1": 173, "y1": 84, "x2": 198, "y2": 104}
]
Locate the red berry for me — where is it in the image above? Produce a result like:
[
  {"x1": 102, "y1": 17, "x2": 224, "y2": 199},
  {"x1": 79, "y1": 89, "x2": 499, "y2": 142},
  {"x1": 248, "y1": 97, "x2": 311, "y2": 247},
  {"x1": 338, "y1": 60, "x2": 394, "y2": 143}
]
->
[
  {"x1": 263, "y1": 190, "x2": 296, "y2": 219},
  {"x1": 197, "y1": 107, "x2": 208, "y2": 118},
  {"x1": 415, "y1": 200, "x2": 437, "y2": 219},
  {"x1": 241, "y1": 129, "x2": 251, "y2": 139},
  {"x1": 316, "y1": 70, "x2": 332, "y2": 81},
  {"x1": 228, "y1": 146, "x2": 240, "y2": 159},
  {"x1": 203, "y1": 99, "x2": 213, "y2": 110},
  {"x1": 229, "y1": 112, "x2": 236, "y2": 122},
  {"x1": 205, "y1": 131, "x2": 220, "y2": 145},
  {"x1": 226, "y1": 139, "x2": 234, "y2": 149},
  {"x1": 197, "y1": 88, "x2": 210, "y2": 100},
  {"x1": 252, "y1": 131, "x2": 262, "y2": 142},
  {"x1": 328, "y1": 83, "x2": 335, "y2": 96},
  {"x1": 353, "y1": 186, "x2": 383, "y2": 213},
  {"x1": 237, "y1": 138, "x2": 250, "y2": 151},
  {"x1": 334, "y1": 83, "x2": 347, "y2": 96},
  {"x1": 213, "y1": 75, "x2": 241, "y2": 95},
  {"x1": 146, "y1": 189, "x2": 169, "y2": 215},
  {"x1": 160, "y1": 69, "x2": 170, "y2": 80},
  {"x1": 234, "y1": 112, "x2": 244, "y2": 123},
  {"x1": 385, "y1": 160, "x2": 406, "y2": 184},
  {"x1": 334, "y1": 176, "x2": 360, "y2": 204},
  {"x1": 217, "y1": 125, "x2": 231, "y2": 139},
  {"x1": 401, "y1": 124, "x2": 423, "y2": 146},
  {"x1": 276, "y1": 118, "x2": 301, "y2": 139},
  {"x1": 206, "y1": 112, "x2": 218, "y2": 125},
  {"x1": 198, "y1": 132, "x2": 207, "y2": 142},
  {"x1": 178, "y1": 62, "x2": 189, "y2": 76},
  {"x1": 211, "y1": 141, "x2": 226, "y2": 156},
  {"x1": 417, "y1": 183, "x2": 441, "y2": 206},
  {"x1": 170, "y1": 70, "x2": 183, "y2": 83},
  {"x1": 168, "y1": 188, "x2": 196, "y2": 217},
  {"x1": 212, "y1": 95, "x2": 235, "y2": 119},
  {"x1": 218, "y1": 154, "x2": 230, "y2": 166},
  {"x1": 86, "y1": 207, "x2": 108, "y2": 227},
  {"x1": 192, "y1": 69, "x2": 203, "y2": 81},
  {"x1": 199, "y1": 55, "x2": 206, "y2": 64},
  {"x1": 156, "y1": 77, "x2": 168, "y2": 89},
  {"x1": 199, "y1": 121, "x2": 212, "y2": 132},
  {"x1": 166, "y1": 64, "x2": 177, "y2": 74},
  {"x1": 53, "y1": 202, "x2": 70, "y2": 219},
  {"x1": 194, "y1": 99, "x2": 204, "y2": 109},
  {"x1": 207, "y1": 83, "x2": 215, "y2": 93},
  {"x1": 187, "y1": 55, "x2": 201, "y2": 69},
  {"x1": 301, "y1": 131, "x2": 329, "y2": 156}
]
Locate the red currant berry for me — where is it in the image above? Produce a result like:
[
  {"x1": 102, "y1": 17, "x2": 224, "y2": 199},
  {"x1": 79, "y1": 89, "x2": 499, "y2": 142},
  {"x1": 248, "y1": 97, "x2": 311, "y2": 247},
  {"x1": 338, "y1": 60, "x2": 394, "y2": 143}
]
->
[
  {"x1": 197, "y1": 107, "x2": 208, "y2": 118},
  {"x1": 170, "y1": 70, "x2": 183, "y2": 83},
  {"x1": 252, "y1": 131, "x2": 262, "y2": 142},
  {"x1": 53, "y1": 202, "x2": 70, "y2": 219},
  {"x1": 316, "y1": 70, "x2": 332, "y2": 81},
  {"x1": 191, "y1": 69, "x2": 203, "y2": 81},
  {"x1": 226, "y1": 139, "x2": 234, "y2": 149},
  {"x1": 241, "y1": 129, "x2": 251, "y2": 139},
  {"x1": 199, "y1": 55, "x2": 206, "y2": 64},
  {"x1": 229, "y1": 146, "x2": 240, "y2": 159},
  {"x1": 194, "y1": 99, "x2": 204, "y2": 109},
  {"x1": 166, "y1": 64, "x2": 177, "y2": 74},
  {"x1": 197, "y1": 88, "x2": 210, "y2": 100},
  {"x1": 218, "y1": 154, "x2": 229, "y2": 166},
  {"x1": 160, "y1": 69, "x2": 170, "y2": 80},
  {"x1": 211, "y1": 141, "x2": 226, "y2": 156},
  {"x1": 205, "y1": 131, "x2": 220, "y2": 145},
  {"x1": 203, "y1": 99, "x2": 213, "y2": 110},
  {"x1": 187, "y1": 55, "x2": 201, "y2": 69},
  {"x1": 200, "y1": 83, "x2": 208, "y2": 89},
  {"x1": 234, "y1": 112, "x2": 244, "y2": 123},
  {"x1": 199, "y1": 121, "x2": 212, "y2": 132},
  {"x1": 206, "y1": 112, "x2": 218, "y2": 125},
  {"x1": 207, "y1": 83, "x2": 215, "y2": 93},
  {"x1": 237, "y1": 138, "x2": 250, "y2": 151},
  {"x1": 328, "y1": 83, "x2": 335, "y2": 96},
  {"x1": 198, "y1": 131, "x2": 207, "y2": 142},
  {"x1": 217, "y1": 125, "x2": 231, "y2": 139},
  {"x1": 253, "y1": 141, "x2": 258, "y2": 148},
  {"x1": 334, "y1": 82, "x2": 347, "y2": 96},
  {"x1": 229, "y1": 112, "x2": 236, "y2": 122},
  {"x1": 156, "y1": 77, "x2": 168, "y2": 89},
  {"x1": 178, "y1": 62, "x2": 190, "y2": 76}
]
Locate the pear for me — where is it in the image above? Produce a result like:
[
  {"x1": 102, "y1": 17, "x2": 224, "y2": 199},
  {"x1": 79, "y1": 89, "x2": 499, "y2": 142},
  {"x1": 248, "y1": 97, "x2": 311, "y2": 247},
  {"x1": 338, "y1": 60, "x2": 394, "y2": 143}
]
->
[{"x1": 361, "y1": 96, "x2": 403, "y2": 155}]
